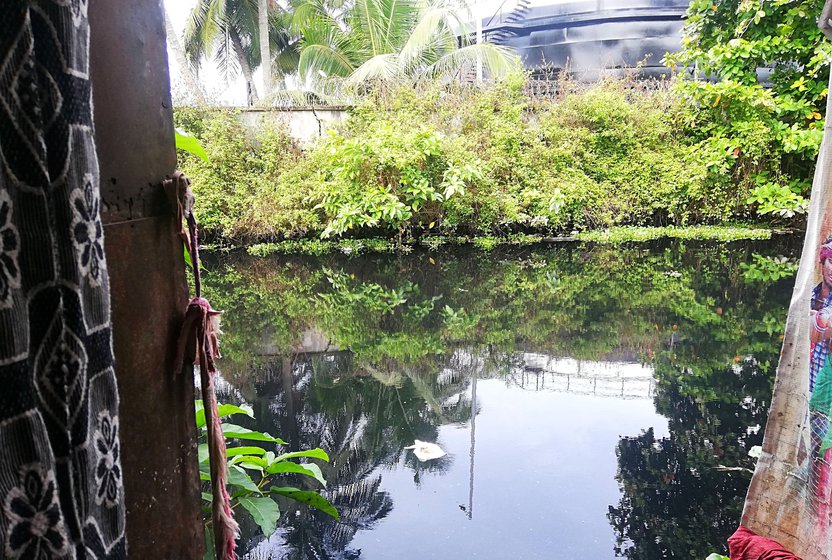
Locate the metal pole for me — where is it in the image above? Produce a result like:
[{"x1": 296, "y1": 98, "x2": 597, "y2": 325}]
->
[{"x1": 476, "y1": 12, "x2": 483, "y2": 84}]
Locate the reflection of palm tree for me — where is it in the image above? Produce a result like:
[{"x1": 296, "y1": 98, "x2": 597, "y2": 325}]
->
[
  {"x1": 234, "y1": 357, "x2": 395, "y2": 559},
  {"x1": 229, "y1": 345, "x2": 479, "y2": 557}
]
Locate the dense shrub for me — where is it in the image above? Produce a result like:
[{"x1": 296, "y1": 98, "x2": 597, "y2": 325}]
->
[
  {"x1": 175, "y1": 72, "x2": 798, "y2": 244},
  {"x1": 664, "y1": 0, "x2": 826, "y2": 218},
  {"x1": 174, "y1": 107, "x2": 319, "y2": 242}
]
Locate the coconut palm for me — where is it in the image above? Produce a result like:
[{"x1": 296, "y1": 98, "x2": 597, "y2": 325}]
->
[
  {"x1": 259, "y1": 0, "x2": 273, "y2": 95},
  {"x1": 165, "y1": 7, "x2": 206, "y2": 104},
  {"x1": 293, "y1": 0, "x2": 515, "y2": 88},
  {"x1": 184, "y1": 0, "x2": 297, "y2": 104}
]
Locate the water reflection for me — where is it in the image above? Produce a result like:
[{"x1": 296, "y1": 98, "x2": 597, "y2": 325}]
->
[{"x1": 203, "y1": 240, "x2": 797, "y2": 559}]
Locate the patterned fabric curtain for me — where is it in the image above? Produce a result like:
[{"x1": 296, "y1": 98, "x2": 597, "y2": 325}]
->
[{"x1": 0, "y1": 2, "x2": 127, "y2": 558}]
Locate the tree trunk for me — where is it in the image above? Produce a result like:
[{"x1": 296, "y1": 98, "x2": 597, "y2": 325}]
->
[
  {"x1": 258, "y1": 0, "x2": 272, "y2": 100},
  {"x1": 163, "y1": 7, "x2": 206, "y2": 104},
  {"x1": 231, "y1": 28, "x2": 259, "y2": 105}
]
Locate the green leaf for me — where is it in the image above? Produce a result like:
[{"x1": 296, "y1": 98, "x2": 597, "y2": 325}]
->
[
  {"x1": 201, "y1": 491, "x2": 213, "y2": 503},
  {"x1": 270, "y1": 487, "x2": 340, "y2": 521},
  {"x1": 300, "y1": 463, "x2": 327, "y2": 487},
  {"x1": 274, "y1": 448, "x2": 329, "y2": 462},
  {"x1": 238, "y1": 497, "x2": 281, "y2": 537},
  {"x1": 266, "y1": 462, "x2": 327, "y2": 486},
  {"x1": 203, "y1": 527, "x2": 215, "y2": 560},
  {"x1": 227, "y1": 446, "x2": 267, "y2": 458},
  {"x1": 196, "y1": 404, "x2": 254, "y2": 429},
  {"x1": 227, "y1": 465, "x2": 261, "y2": 494},
  {"x1": 175, "y1": 128, "x2": 209, "y2": 162},
  {"x1": 198, "y1": 443, "x2": 209, "y2": 464},
  {"x1": 231, "y1": 455, "x2": 269, "y2": 470},
  {"x1": 705, "y1": 555, "x2": 730, "y2": 560},
  {"x1": 221, "y1": 424, "x2": 287, "y2": 444}
]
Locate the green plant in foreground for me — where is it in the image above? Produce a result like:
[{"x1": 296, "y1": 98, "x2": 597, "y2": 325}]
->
[
  {"x1": 706, "y1": 554, "x2": 730, "y2": 560},
  {"x1": 196, "y1": 400, "x2": 338, "y2": 555}
]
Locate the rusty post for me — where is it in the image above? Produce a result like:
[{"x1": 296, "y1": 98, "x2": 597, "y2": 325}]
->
[{"x1": 89, "y1": 1, "x2": 204, "y2": 557}]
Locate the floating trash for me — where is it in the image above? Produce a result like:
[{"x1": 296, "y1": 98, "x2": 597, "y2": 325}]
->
[{"x1": 404, "y1": 440, "x2": 446, "y2": 462}]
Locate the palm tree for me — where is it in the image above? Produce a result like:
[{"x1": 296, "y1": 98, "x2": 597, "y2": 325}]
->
[
  {"x1": 165, "y1": 7, "x2": 207, "y2": 104},
  {"x1": 293, "y1": 0, "x2": 515, "y2": 88},
  {"x1": 259, "y1": 0, "x2": 273, "y2": 95},
  {"x1": 185, "y1": 0, "x2": 296, "y2": 104}
]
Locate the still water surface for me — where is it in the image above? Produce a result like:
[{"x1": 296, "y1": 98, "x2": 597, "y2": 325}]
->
[{"x1": 202, "y1": 239, "x2": 799, "y2": 559}]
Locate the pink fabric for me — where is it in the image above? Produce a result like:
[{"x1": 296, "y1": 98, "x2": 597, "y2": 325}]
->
[
  {"x1": 728, "y1": 526, "x2": 801, "y2": 560},
  {"x1": 819, "y1": 244, "x2": 832, "y2": 263},
  {"x1": 816, "y1": 448, "x2": 832, "y2": 527}
]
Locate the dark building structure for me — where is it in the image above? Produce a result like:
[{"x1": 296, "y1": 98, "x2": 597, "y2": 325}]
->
[{"x1": 483, "y1": 0, "x2": 690, "y2": 79}]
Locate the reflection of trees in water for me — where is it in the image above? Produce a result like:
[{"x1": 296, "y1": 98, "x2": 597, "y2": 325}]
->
[
  {"x1": 609, "y1": 356, "x2": 775, "y2": 559},
  {"x1": 231, "y1": 348, "x2": 474, "y2": 558},
  {"x1": 201, "y1": 239, "x2": 799, "y2": 558}
]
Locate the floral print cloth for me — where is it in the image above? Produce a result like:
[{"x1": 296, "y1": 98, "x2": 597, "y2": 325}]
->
[{"x1": 0, "y1": 2, "x2": 127, "y2": 558}]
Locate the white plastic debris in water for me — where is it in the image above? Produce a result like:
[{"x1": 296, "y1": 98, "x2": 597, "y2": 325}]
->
[{"x1": 404, "y1": 440, "x2": 446, "y2": 462}]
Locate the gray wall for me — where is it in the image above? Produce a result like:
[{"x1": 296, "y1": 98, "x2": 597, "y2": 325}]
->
[{"x1": 238, "y1": 107, "x2": 349, "y2": 148}]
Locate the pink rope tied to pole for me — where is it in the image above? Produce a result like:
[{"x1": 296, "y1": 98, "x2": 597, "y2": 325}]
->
[{"x1": 165, "y1": 171, "x2": 239, "y2": 560}]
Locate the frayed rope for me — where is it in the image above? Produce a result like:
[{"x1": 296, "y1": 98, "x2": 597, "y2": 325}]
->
[{"x1": 165, "y1": 171, "x2": 238, "y2": 560}]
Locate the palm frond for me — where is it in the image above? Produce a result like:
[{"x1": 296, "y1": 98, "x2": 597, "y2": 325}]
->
[
  {"x1": 422, "y1": 42, "x2": 516, "y2": 80},
  {"x1": 290, "y1": 0, "x2": 339, "y2": 33},
  {"x1": 379, "y1": 0, "x2": 418, "y2": 51},
  {"x1": 345, "y1": 53, "x2": 400, "y2": 84},
  {"x1": 228, "y1": 0, "x2": 260, "y2": 68},
  {"x1": 185, "y1": 0, "x2": 220, "y2": 67},
  {"x1": 274, "y1": 40, "x2": 301, "y2": 75},
  {"x1": 397, "y1": 0, "x2": 464, "y2": 68},
  {"x1": 354, "y1": 0, "x2": 389, "y2": 55},
  {"x1": 214, "y1": 22, "x2": 243, "y2": 83},
  {"x1": 299, "y1": 42, "x2": 357, "y2": 79}
]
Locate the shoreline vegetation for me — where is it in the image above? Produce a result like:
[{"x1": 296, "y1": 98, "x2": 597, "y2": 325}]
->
[
  {"x1": 175, "y1": 71, "x2": 814, "y2": 255},
  {"x1": 238, "y1": 225, "x2": 778, "y2": 256}
]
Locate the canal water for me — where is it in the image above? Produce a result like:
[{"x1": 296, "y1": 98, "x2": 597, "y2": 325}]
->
[{"x1": 201, "y1": 238, "x2": 799, "y2": 559}]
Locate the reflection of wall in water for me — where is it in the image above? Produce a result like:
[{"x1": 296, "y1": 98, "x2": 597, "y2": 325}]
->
[{"x1": 482, "y1": 0, "x2": 690, "y2": 79}]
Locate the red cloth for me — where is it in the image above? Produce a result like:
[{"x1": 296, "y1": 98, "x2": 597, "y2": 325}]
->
[{"x1": 728, "y1": 527, "x2": 801, "y2": 560}]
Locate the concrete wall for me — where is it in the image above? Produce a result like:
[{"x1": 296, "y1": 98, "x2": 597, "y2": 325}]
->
[{"x1": 237, "y1": 107, "x2": 350, "y2": 148}]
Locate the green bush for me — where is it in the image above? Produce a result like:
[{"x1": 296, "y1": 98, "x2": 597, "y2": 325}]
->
[
  {"x1": 664, "y1": 0, "x2": 827, "y2": 221},
  {"x1": 174, "y1": 108, "x2": 319, "y2": 242},
  {"x1": 174, "y1": 71, "x2": 803, "y2": 245}
]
